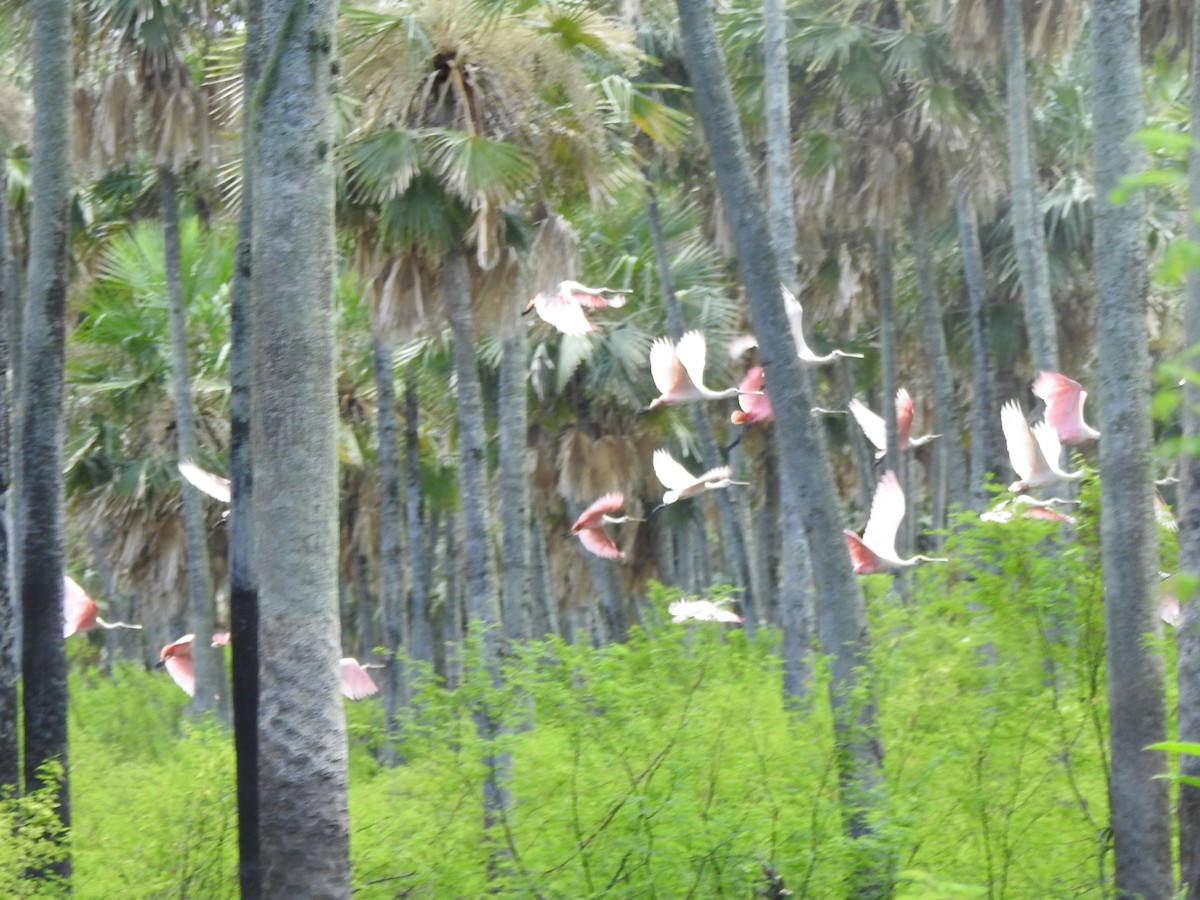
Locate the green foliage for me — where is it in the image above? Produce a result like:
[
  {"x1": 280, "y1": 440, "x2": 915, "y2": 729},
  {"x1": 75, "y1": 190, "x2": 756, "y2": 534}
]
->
[
  {"x1": 58, "y1": 523, "x2": 1131, "y2": 896},
  {"x1": 0, "y1": 762, "x2": 68, "y2": 897}
]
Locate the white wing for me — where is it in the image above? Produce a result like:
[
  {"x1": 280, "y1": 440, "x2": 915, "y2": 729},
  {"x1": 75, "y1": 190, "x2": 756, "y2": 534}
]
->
[
  {"x1": 179, "y1": 460, "x2": 232, "y2": 503},
  {"x1": 1000, "y1": 401, "x2": 1040, "y2": 483},
  {"x1": 653, "y1": 449, "x2": 699, "y2": 492},
  {"x1": 861, "y1": 471, "x2": 905, "y2": 562},
  {"x1": 848, "y1": 399, "x2": 887, "y2": 452},
  {"x1": 673, "y1": 331, "x2": 710, "y2": 390}
]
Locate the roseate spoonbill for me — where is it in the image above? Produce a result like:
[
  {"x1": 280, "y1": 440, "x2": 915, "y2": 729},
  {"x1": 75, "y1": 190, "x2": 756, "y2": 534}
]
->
[
  {"x1": 843, "y1": 471, "x2": 948, "y2": 574},
  {"x1": 668, "y1": 597, "x2": 743, "y2": 623},
  {"x1": 652, "y1": 449, "x2": 747, "y2": 511},
  {"x1": 1031, "y1": 371, "x2": 1100, "y2": 445},
  {"x1": 727, "y1": 366, "x2": 773, "y2": 450},
  {"x1": 980, "y1": 495, "x2": 1076, "y2": 525},
  {"x1": 523, "y1": 280, "x2": 629, "y2": 335},
  {"x1": 178, "y1": 460, "x2": 231, "y2": 504},
  {"x1": 782, "y1": 287, "x2": 863, "y2": 367},
  {"x1": 1000, "y1": 400, "x2": 1083, "y2": 491},
  {"x1": 63, "y1": 575, "x2": 142, "y2": 637},
  {"x1": 160, "y1": 633, "x2": 378, "y2": 700},
  {"x1": 570, "y1": 492, "x2": 643, "y2": 560},
  {"x1": 848, "y1": 388, "x2": 939, "y2": 458},
  {"x1": 638, "y1": 331, "x2": 755, "y2": 415},
  {"x1": 1156, "y1": 492, "x2": 1178, "y2": 532}
]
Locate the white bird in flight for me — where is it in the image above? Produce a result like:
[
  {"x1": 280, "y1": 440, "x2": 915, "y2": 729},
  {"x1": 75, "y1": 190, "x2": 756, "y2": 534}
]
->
[
  {"x1": 652, "y1": 449, "x2": 747, "y2": 510},
  {"x1": 638, "y1": 331, "x2": 756, "y2": 415},
  {"x1": 848, "y1": 387, "x2": 939, "y2": 458},
  {"x1": 523, "y1": 280, "x2": 629, "y2": 335},
  {"x1": 843, "y1": 471, "x2": 948, "y2": 574},
  {"x1": 668, "y1": 597, "x2": 743, "y2": 624},
  {"x1": 1000, "y1": 400, "x2": 1083, "y2": 492}
]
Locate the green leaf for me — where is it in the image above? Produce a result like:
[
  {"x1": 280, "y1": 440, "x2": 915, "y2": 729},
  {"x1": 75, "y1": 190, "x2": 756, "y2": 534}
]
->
[
  {"x1": 343, "y1": 128, "x2": 423, "y2": 204},
  {"x1": 424, "y1": 130, "x2": 537, "y2": 206}
]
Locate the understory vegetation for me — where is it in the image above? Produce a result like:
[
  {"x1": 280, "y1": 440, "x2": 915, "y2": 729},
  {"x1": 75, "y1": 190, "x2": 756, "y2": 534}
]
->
[{"x1": 3, "y1": 489, "x2": 1155, "y2": 898}]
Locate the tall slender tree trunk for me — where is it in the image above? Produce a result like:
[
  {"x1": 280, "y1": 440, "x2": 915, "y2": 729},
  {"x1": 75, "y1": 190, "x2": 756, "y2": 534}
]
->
[
  {"x1": 373, "y1": 338, "x2": 406, "y2": 763},
  {"x1": 763, "y1": 0, "x2": 794, "y2": 288},
  {"x1": 645, "y1": 184, "x2": 756, "y2": 631},
  {"x1": 160, "y1": 166, "x2": 227, "y2": 718},
  {"x1": 0, "y1": 162, "x2": 16, "y2": 792},
  {"x1": 672, "y1": 0, "x2": 888, "y2": 891},
  {"x1": 497, "y1": 330, "x2": 530, "y2": 640},
  {"x1": 229, "y1": 3, "x2": 261, "y2": 893},
  {"x1": 444, "y1": 246, "x2": 509, "y2": 833},
  {"x1": 404, "y1": 366, "x2": 434, "y2": 668},
  {"x1": 20, "y1": 1, "x2": 71, "y2": 879},
  {"x1": 1092, "y1": 1, "x2": 1171, "y2": 896},
  {"x1": 1004, "y1": 0, "x2": 1059, "y2": 373},
  {"x1": 250, "y1": 0, "x2": 349, "y2": 891},
  {"x1": 954, "y1": 190, "x2": 997, "y2": 511},
  {"x1": 1179, "y1": 3, "x2": 1200, "y2": 893},
  {"x1": 911, "y1": 197, "x2": 967, "y2": 538}
]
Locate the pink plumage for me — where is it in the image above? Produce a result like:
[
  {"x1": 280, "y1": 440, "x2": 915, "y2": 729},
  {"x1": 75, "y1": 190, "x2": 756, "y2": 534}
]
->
[
  {"x1": 1031, "y1": 371, "x2": 1099, "y2": 445},
  {"x1": 570, "y1": 492, "x2": 636, "y2": 560},
  {"x1": 63, "y1": 576, "x2": 98, "y2": 638},
  {"x1": 339, "y1": 658, "x2": 379, "y2": 700},
  {"x1": 730, "y1": 367, "x2": 773, "y2": 426}
]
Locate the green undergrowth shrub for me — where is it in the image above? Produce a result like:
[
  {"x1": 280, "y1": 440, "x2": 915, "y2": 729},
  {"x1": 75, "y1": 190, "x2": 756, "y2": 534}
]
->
[
  {"x1": 0, "y1": 762, "x2": 69, "y2": 897},
  {"x1": 58, "y1": 493, "x2": 1174, "y2": 897}
]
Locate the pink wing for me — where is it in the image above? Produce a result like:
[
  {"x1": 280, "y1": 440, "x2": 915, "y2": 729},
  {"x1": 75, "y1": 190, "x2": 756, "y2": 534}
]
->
[
  {"x1": 63, "y1": 575, "x2": 98, "y2": 637},
  {"x1": 649, "y1": 336, "x2": 693, "y2": 397},
  {"x1": 844, "y1": 530, "x2": 884, "y2": 575},
  {"x1": 572, "y1": 492, "x2": 625, "y2": 533},
  {"x1": 160, "y1": 635, "x2": 197, "y2": 697},
  {"x1": 895, "y1": 388, "x2": 914, "y2": 447},
  {"x1": 532, "y1": 291, "x2": 595, "y2": 335},
  {"x1": 577, "y1": 526, "x2": 623, "y2": 559},
  {"x1": 732, "y1": 367, "x2": 772, "y2": 424},
  {"x1": 340, "y1": 658, "x2": 379, "y2": 700},
  {"x1": 559, "y1": 281, "x2": 628, "y2": 310},
  {"x1": 1032, "y1": 371, "x2": 1096, "y2": 445}
]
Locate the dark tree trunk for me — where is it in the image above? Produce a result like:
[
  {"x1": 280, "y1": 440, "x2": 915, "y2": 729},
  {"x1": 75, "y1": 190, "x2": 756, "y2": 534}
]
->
[
  {"x1": 1179, "y1": 2, "x2": 1200, "y2": 893},
  {"x1": 1092, "y1": 1, "x2": 1172, "y2": 896},
  {"x1": 672, "y1": 0, "x2": 888, "y2": 891},
  {"x1": 497, "y1": 331, "x2": 530, "y2": 640},
  {"x1": 20, "y1": 1, "x2": 72, "y2": 880},
  {"x1": 954, "y1": 190, "x2": 998, "y2": 510},
  {"x1": 228, "y1": 6, "x2": 261, "y2": 893},
  {"x1": 250, "y1": 0, "x2": 350, "y2": 891},
  {"x1": 0, "y1": 162, "x2": 16, "y2": 792},
  {"x1": 373, "y1": 338, "x2": 406, "y2": 764},
  {"x1": 404, "y1": 366, "x2": 434, "y2": 668},
  {"x1": 1004, "y1": 0, "x2": 1060, "y2": 373}
]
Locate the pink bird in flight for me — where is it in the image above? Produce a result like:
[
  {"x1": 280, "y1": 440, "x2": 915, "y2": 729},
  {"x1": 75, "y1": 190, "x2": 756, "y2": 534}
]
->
[
  {"x1": 570, "y1": 492, "x2": 643, "y2": 560},
  {"x1": 63, "y1": 575, "x2": 141, "y2": 638},
  {"x1": 1000, "y1": 400, "x2": 1083, "y2": 492},
  {"x1": 523, "y1": 280, "x2": 630, "y2": 335},
  {"x1": 844, "y1": 471, "x2": 947, "y2": 574},
  {"x1": 639, "y1": 331, "x2": 757, "y2": 415},
  {"x1": 848, "y1": 387, "x2": 939, "y2": 458},
  {"x1": 1032, "y1": 371, "x2": 1099, "y2": 445}
]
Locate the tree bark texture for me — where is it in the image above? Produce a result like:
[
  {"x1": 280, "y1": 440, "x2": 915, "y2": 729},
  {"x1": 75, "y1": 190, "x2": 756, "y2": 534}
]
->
[
  {"x1": 160, "y1": 166, "x2": 227, "y2": 718},
  {"x1": 0, "y1": 163, "x2": 16, "y2": 792},
  {"x1": 1179, "y1": 2, "x2": 1200, "y2": 893},
  {"x1": 497, "y1": 331, "x2": 531, "y2": 640},
  {"x1": 249, "y1": 0, "x2": 350, "y2": 892},
  {"x1": 20, "y1": 1, "x2": 71, "y2": 871},
  {"x1": 671, "y1": 0, "x2": 887, "y2": 891},
  {"x1": 1004, "y1": 0, "x2": 1060, "y2": 373},
  {"x1": 1092, "y1": 1, "x2": 1172, "y2": 896},
  {"x1": 404, "y1": 366, "x2": 435, "y2": 666},
  {"x1": 763, "y1": 0, "x2": 795, "y2": 288}
]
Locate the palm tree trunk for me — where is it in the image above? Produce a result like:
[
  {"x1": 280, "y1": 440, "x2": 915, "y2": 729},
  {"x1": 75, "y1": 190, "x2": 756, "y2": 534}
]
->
[
  {"x1": 672, "y1": 0, "x2": 888, "y2": 890},
  {"x1": 1004, "y1": 0, "x2": 1060, "y2": 373},
  {"x1": 1092, "y1": 1, "x2": 1171, "y2": 896},
  {"x1": 404, "y1": 365, "x2": 434, "y2": 667},
  {"x1": 497, "y1": 331, "x2": 530, "y2": 640},
  {"x1": 645, "y1": 183, "x2": 756, "y2": 632},
  {"x1": 20, "y1": 1, "x2": 71, "y2": 876},
  {"x1": 0, "y1": 161, "x2": 16, "y2": 792},
  {"x1": 779, "y1": 447, "x2": 814, "y2": 703},
  {"x1": 763, "y1": 0, "x2": 794, "y2": 287},
  {"x1": 250, "y1": 0, "x2": 349, "y2": 890},
  {"x1": 911, "y1": 196, "x2": 967, "y2": 537},
  {"x1": 1179, "y1": 4, "x2": 1200, "y2": 891},
  {"x1": 229, "y1": 4, "x2": 261, "y2": 892},
  {"x1": 160, "y1": 165, "x2": 227, "y2": 718},
  {"x1": 372, "y1": 338, "x2": 406, "y2": 763},
  {"x1": 444, "y1": 245, "x2": 509, "y2": 832},
  {"x1": 954, "y1": 189, "x2": 998, "y2": 511}
]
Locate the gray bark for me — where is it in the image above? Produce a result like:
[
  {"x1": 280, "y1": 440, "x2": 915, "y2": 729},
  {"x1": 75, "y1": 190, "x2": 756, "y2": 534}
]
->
[
  {"x1": 672, "y1": 0, "x2": 887, "y2": 890},
  {"x1": 911, "y1": 197, "x2": 967, "y2": 538},
  {"x1": 1180, "y1": 1, "x2": 1200, "y2": 891},
  {"x1": 0, "y1": 162, "x2": 15, "y2": 791},
  {"x1": 161, "y1": 166, "x2": 227, "y2": 718},
  {"x1": 645, "y1": 184, "x2": 756, "y2": 632},
  {"x1": 1092, "y1": 1, "x2": 1172, "y2": 896},
  {"x1": 373, "y1": 338, "x2": 406, "y2": 762},
  {"x1": 779, "y1": 446, "x2": 814, "y2": 703},
  {"x1": 444, "y1": 247, "x2": 508, "y2": 829},
  {"x1": 1003, "y1": 0, "x2": 1060, "y2": 373},
  {"x1": 20, "y1": 0, "x2": 71, "y2": 872},
  {"x1": 404, "y1": 367, "x2": 434, "y2": 667},
  {"x1": 954, "y1": 190, "x2": 998, "y2": 511},
  {"x1": 497, "y1": 332, "x2": 530, "y2": 640},
  {"x1": 763, "y1": 0, "x2": 795, "y2": 287},
  {"x1": 250, "y1": 0, "x2": 349, "y2": 891}
]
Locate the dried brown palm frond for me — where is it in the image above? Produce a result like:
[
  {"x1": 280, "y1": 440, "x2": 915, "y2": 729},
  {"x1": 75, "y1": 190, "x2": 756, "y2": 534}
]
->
[
  {"x1": 527, "y1": 213, "x2": 579, "y2": 298},
  {"x1": 367, "y1": 252, "x2": 446, "y2": 347},
  {"x1": 91, "y1": 70, "x2": 137, "y2": 170},
  {"x1": 0, "y1": 81, "x2": 29, "y2": 150},
  {"x1": 470, "y1": 244, "x2": 523, "y2": 338},
  {"x1": 943, "y1": 0, "x2": 1082, "y2": 68},
  {"x1": 1141, "y1": 0, "x2": 1191, "y2": 62}
]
